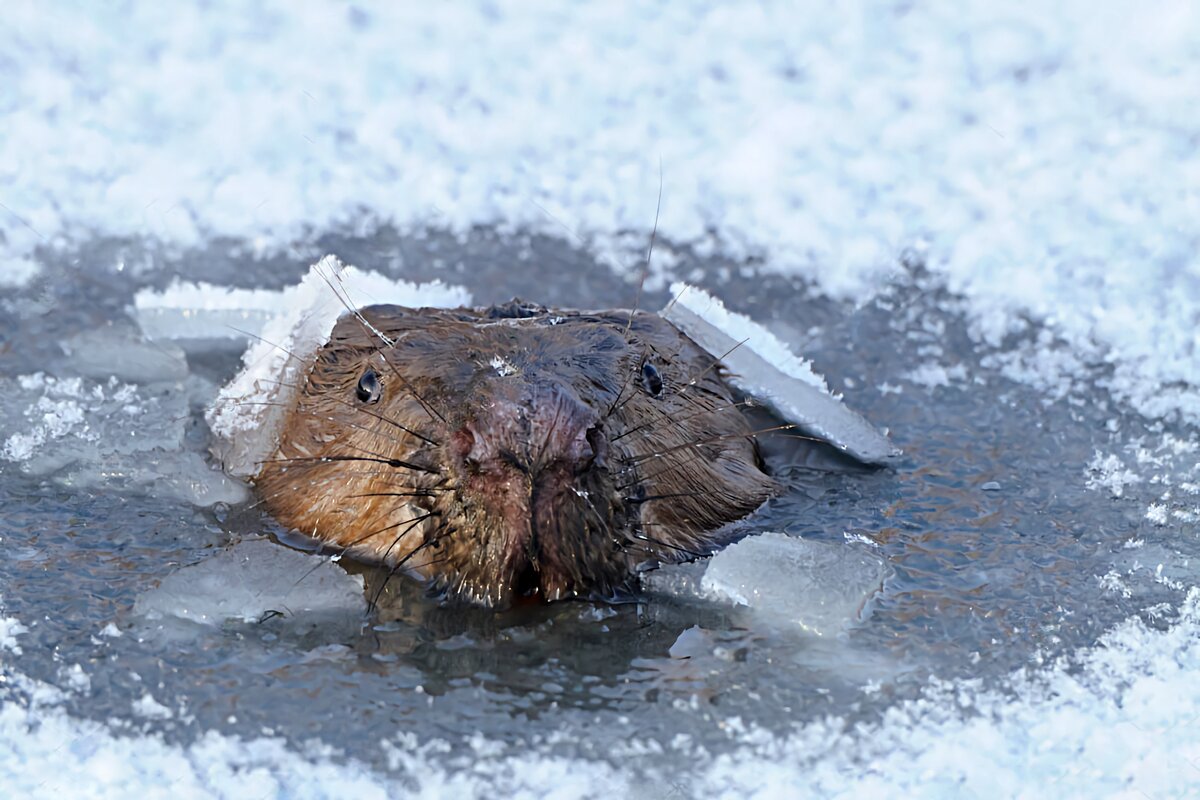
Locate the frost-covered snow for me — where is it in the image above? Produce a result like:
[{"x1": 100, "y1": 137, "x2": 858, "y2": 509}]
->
[
  {"x1": 5, "y1": 0, "x2": 1200, "y2": 796},
  {"x1": 4, "y1": 590, "x2": 1200, "y2": 797}
]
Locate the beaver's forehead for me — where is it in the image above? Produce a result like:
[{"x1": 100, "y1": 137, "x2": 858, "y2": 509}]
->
[{"x1": 388, "y1": 317, "x2": 631, "y2": 361}]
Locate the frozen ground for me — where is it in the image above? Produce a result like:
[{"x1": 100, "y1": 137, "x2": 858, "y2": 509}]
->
[{"x1": 1, "y1": 1, "x2": 1199, "y2": 797}]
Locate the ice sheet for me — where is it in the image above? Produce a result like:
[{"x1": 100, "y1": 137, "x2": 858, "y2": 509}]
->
[
  {"x1": 201, "y1": 255, "x2": 470, "y2": 478},
  {"x1": 662, "y1": 283, "x2": 898, "y2": 464}
]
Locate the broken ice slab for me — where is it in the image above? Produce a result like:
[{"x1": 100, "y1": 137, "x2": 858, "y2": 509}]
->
[
  {"x1": 645, "y1": 532, "x2": 888, "y2": 636},
  {"x1": 661, "y1": 283, "x2": 899, "y2": 465},
  {"x1": 133, "y1": 538, "x2": 366, "y2": 628},
  {"x1": 192, "y1": 255, "x2": 471, "y2": 478},
  {"x1": 133, "y1": 256, "x2": 472, "y2": 343},
  {"x1": 0, "y1": 372, "x2": 247, "y2": 506}
]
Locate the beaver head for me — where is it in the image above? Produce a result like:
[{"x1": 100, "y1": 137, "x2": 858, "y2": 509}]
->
[{"x1": 255, "y1": 301, "x2": 777, "y2": 608}]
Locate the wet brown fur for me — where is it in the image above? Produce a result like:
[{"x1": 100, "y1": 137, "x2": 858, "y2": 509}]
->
[{"x1": 255, "y1": 301, "x2": 778, "y2": 608}]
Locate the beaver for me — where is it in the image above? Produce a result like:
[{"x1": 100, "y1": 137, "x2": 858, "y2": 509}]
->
[{"x1": 253, "y1": 300, "x2": 779, "y2": 608}]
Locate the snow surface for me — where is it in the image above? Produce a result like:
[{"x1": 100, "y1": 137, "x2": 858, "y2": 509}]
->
[
  {"x1": 4, "y1": 593, "x2": 1200, "y2": 797},
  {"x1": 4, "y1": 1, "x2": 1199, "y2": 422},
  {"x1": 4, "y1": 0, "x2": 1200, "y2": 796}
]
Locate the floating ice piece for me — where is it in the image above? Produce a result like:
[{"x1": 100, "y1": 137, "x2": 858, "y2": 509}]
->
[
  {"x1": 661, "y1": 283, "x2": 898, "y2": 464},
  {"x1": 200, "y1": 255, "x2": 471, "y2": 478},
  {"x1": 647, "y1": 533, "x2": 888, "y2": 636},
  {"x1": 134, "y1": 257, "x2": 472, "y2": 343},
  {"x1": 701, "y1": 533, "x2": 887, "y2": 635},
  {"x1": 0, "y1": 371, "x2": 246, "y2": 505},
  {"x1": 133, "y1": 538, "x2": 366, "y2": 627}
]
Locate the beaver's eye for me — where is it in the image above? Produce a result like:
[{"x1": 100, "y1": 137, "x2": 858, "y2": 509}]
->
[
  {"x1": 641, "y1": 361, "x2": 663, "y2": 397},
  {"x1": 356, "y1": 368, "x2": 382, "y2": 404}
]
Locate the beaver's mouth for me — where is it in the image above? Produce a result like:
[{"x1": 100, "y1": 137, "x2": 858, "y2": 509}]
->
[
  {"x1": 412, "y1": 442, "x2": 633, "y2": 608},
  {"x1": 510, "y1": 560, "x2": 540, "y2": 600}
]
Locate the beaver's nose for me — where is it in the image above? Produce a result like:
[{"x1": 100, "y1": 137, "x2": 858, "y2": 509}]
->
[{"x1": 451, "y1": 422, "x2": 603, "y2": 477}]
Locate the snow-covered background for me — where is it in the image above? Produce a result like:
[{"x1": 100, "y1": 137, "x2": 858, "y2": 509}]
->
[{"x1": 2, "y1": 1, "x2": 1199, "y2": 796}]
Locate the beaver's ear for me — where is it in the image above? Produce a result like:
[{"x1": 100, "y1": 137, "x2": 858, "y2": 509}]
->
[{"x1": 659, "y1": 284, "x2": 899, "y2": 466}]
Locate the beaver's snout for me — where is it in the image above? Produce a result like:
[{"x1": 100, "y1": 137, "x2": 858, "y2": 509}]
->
[{"x1": 444, "y1": 386, "x2": 616, "y2": 602}]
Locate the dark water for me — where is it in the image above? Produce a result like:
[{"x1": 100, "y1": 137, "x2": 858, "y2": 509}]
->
[{"x1": 0, "y1": 227, "x2": 1193, "y2": 776}]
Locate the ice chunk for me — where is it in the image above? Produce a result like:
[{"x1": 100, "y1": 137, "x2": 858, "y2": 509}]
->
[
  {"x1": 0, "y1": 371, "x2": 245, "y2": 505},
  {"x1": 201, "y1": 255, "x2": 470, "y2": 478},
  {"x1": 661, "y1": 283, "x2": 898, "y2": 464},
  {"x1": 133, "y1": 538, "x2": 366, "y2": 627},
  {"x1": 134, "y1": 257, "x2": 472, "y2": 343},
  {"x1": 699, "y1": 533, "x2": 888, "y2": 636}
]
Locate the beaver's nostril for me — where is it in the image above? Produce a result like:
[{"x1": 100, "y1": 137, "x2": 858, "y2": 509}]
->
[
  {"x1": 452, "y1": 427, "x2": 482, "y2": 473},
  {"x1": 578, "y1": 425, "x2": 605, "y2": 473}
]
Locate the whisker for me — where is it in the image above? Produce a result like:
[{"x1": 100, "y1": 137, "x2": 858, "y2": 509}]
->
[
  {"x1": 676, "y1": 338, "x2": 749, "y2": 395},
  {"x1": 610, "y1": 399, "x2": 755, "y2": 442},
  {"x1": 370, "y1": 347, "x2": 450, "y2": 427},
  {"x1": 625, "y1": 491, "x2": 708, "y2": 504},
  {"x1": 367, "y1": 519, "x2": 456, "y2": 611},
  {"x1": 621, "y1": 424, "x2": 796, "y2": 467},
  {"x1": 622, "y1": 158, "x2": 662, "y2": 341},
  {"x1": 256, "y1": 454, "x2": 442, "y2": 475},
  {"x1": 248, "y1": 377, "x2": 442, "y2": 446},
  {"x1": 346, "y1": 510, "x2": 438, "y2": 551},
  {"x1": 660, "y1": 282, "x2": 690, "y2": 318},
  {"x1": 317, "y1": 261, "x2": 396, "y2": 348},
  {"x1": 313, "y1": 262, "x2": 450, "y2": 427},
  {"x1": 627, "y1": 530, "x2": 709, "y2": 560}
]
